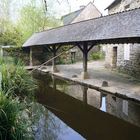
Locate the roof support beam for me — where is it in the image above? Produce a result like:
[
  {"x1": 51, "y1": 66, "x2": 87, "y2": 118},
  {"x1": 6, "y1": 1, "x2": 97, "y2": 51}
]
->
[
  {"x1": 48, "y1": 45, "x2": 62, "y2": 73},
  {"x1": 29, "y1": 47, "x2": 33, "y2": 66},
  {"x1": 77, "y1": 42, "x2": 96, "y2": 79}
]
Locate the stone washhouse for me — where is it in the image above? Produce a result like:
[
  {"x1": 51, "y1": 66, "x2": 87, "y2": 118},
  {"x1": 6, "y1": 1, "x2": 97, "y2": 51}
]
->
[{"x1": 23, "y1": 8, "x2": 140, "y2": 79}]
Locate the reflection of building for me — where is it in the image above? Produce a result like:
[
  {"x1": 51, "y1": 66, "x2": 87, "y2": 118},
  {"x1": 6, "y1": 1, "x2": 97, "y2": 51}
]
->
[
  {"x1": 61, "y1": 84, "x2": 101, "y2": 109},
  {"x1": 105, "y1": 0, "x2": 140, "y2": 78},
  {"x1": 51, "y1": 75, "x2": 140, "y2": 127},
  {"x1": 106, "y1": 94, "x2": 140, "y2": 127}
]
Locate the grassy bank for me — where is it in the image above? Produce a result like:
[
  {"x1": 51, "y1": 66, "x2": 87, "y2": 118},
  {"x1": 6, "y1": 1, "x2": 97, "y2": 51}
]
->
[{"x1": 0, "y1": 60, "x2": 36, "y2": 139}]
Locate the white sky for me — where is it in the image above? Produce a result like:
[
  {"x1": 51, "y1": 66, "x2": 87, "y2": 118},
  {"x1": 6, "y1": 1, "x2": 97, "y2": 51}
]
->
[
  {"x1": 51, "y1": 0, "x2": 114, "y2": 17},
  {"x1": 10, "y1": 0, "x2": 114, "y2": 21}
]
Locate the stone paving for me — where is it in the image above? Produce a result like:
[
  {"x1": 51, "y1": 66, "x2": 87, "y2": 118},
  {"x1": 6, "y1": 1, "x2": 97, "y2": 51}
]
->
[{"x1": 40, "y1": 60, "x2": 140, "y2": 102}]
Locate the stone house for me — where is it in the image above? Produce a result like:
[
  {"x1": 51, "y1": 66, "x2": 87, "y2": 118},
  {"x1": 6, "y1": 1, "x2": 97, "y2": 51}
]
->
[
  {"x1": 62, "y1": 2, "x2": 102, "y2": 25},
  {"x1": 61, "y1": 2, "x2": 102, "y2": 61},
  {"x1": 105, "y1": 0, "x2": 140, "y2": 78}
]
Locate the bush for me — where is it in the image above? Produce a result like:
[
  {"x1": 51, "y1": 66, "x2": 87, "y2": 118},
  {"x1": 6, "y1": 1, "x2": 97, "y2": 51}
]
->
[{"x1": 90, "y1": 52, "x2": 104, "y2": 60}]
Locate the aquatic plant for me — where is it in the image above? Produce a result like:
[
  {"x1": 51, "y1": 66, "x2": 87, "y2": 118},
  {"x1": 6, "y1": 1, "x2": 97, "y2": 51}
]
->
[
  {"x1": 0, "y1": 60, "x2": 36, "y2": 98},
  {"x1": 0, "y1": 91, "x2": 33, "y2": 140}
]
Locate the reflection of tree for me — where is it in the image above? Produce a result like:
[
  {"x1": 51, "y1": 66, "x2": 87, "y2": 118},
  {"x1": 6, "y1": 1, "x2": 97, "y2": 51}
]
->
[{"x1": 31, "y1": 102, "x2": 67, "y2": 140}]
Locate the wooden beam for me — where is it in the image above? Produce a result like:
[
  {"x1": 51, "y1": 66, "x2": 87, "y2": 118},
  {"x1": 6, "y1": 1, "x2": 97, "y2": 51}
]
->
[
  {"x1": 76, "y1": 43, "x2": 84, "y2": 52},
  {"x1": 83, "y1": 42, "x2": 88, "y2": 73},
  {"x1": 29, "y1": 47, "x2": 33, "y2": 66},
  {"x1": 47, "y1": 46, "x2": 53, "y2": 52},
  {"x1": 52, "y1": 45, "x2": 59, "y2": 72},
  {"x1": 87, "y1": 43, "x2": 96, "y2": 52},
  {"x1": 56, "y1": 45, "x2": 62, "y2": 51}
]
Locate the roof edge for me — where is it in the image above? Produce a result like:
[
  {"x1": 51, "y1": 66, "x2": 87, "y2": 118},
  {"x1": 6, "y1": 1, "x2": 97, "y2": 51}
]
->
[{"x1": 105, "y1": 0, "x2": 121, "y2": 10}]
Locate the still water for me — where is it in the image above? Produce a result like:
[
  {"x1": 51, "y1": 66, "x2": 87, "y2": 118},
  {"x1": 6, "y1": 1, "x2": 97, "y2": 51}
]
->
[{"x1": 33, "y1": 72, "x2": 140, "y2": 140}]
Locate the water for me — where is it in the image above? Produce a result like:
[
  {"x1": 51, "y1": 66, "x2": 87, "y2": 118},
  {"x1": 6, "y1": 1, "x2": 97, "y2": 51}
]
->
[{"x1": 33, "y1": 72, "x2": 140, "y2": 140}]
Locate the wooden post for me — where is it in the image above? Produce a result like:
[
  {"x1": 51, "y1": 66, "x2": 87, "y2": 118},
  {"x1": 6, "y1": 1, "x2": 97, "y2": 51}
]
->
[
  {"x1": 51, "y1": 45, "x2": 60, "y2": 73},
  {"x1": 77, "y1": 42, "x2": 96, "y2": 79},
  {"x1": 82, "y1": 42, "x2": 89, "y2": 79},
  {"x1": 29, "y1": 47, "x2": 33, "y2": 66}
]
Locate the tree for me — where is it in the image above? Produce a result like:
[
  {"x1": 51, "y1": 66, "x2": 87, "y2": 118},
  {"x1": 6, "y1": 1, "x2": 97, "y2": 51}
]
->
[
  {"x1": 0, "y1": 0, "x2": 62, "y2": 47},
  {"x1": 0, "y1": 26, "x2": 22, "y2": 47},
  {"x1": 17, "y1": 2, "x2": 62, "y2": 44}
]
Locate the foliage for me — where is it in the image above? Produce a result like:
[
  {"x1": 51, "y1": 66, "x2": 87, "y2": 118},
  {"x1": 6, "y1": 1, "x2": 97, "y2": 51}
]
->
[
  {"x1": 17, "y1": 3, "x2": 62, "y2": 44},
  {"x1": 0, "y1": 0, "x2": 62, "y2": 48},
  {"x1": 90, "y1": 52, "x2": 104, "y2": 60},
  {"x1": 0, "y1": 26, "x2": 23, "y2": 47},
  {"x1": 0, "y1": 60, "x2": 37, "y2": 98},
  {"x1": 0, "y1": 91, "x2": 33, "y2": 140}
]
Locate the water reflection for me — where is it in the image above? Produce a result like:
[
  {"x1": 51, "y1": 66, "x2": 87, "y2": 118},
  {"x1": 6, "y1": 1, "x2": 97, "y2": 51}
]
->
[
  {"x1": 31, "y1": 102, "x2": 84, "y2": 140},
  {"x1": 48, "y1": 75, "x2": 140, "y2": 127},
  {"x1": 33, "y1": 72, "x2": 140, "y2": 140},
  {"x1": 100, "y1": 93, "x2": 107, "y2": 112}
]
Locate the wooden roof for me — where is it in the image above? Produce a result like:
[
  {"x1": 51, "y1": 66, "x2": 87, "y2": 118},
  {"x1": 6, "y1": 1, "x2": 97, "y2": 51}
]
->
[{"x1": 23, "y1": 8, "x2": 140, "y2": 47}]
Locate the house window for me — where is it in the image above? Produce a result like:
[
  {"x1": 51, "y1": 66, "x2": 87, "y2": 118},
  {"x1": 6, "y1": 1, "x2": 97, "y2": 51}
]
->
[{"x1": 124, "y1": 44, "x2": 130, "y2": 60}]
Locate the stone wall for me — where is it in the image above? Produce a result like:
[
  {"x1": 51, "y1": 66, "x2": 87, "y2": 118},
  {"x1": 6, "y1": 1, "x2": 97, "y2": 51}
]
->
[
  {"x1": 117, "y1": 44, "x2": 140, "y2": 78},
  {"x1": 108, "y1": 0, "x2": 140, "y2": 14},
  {"x1": 105, "y1": 0, "x2": 140, "y2": 78}
]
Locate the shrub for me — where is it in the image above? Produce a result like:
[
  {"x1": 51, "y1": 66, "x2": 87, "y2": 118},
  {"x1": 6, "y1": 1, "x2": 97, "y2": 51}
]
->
[{"x1": 90, "y1": 52, "x2": 104, "y2": 60}]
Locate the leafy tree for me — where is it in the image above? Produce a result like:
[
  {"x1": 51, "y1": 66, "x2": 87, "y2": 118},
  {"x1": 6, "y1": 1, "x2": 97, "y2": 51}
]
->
[
  {"x1": 0, "y1": 26, "x2": 23, "y2": 47},
  {"x1": 17, "y1": 2, "x2": 62, "y2": 44},
  {"x1": 0, "y1": 0, "x2": 62, "y2": 47}
]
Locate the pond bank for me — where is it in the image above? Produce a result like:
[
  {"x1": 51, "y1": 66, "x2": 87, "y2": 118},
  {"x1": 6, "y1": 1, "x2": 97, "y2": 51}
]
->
[{"x1": 27, "y1": 61, "x2": 140, "y2": 103}]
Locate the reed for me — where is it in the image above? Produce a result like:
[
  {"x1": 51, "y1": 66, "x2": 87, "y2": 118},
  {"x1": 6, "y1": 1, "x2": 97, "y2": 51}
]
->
[
  {"x1": 0, "y1": 60, "x2": 36, "y2": 98},
  {"x1": 0, "y1": 91, "x2": 33, "y2": 140}
]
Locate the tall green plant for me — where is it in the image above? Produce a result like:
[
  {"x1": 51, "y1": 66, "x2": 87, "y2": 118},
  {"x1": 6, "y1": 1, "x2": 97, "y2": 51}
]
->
[
  {"x1": 0, "y1": 61, "x2": 36, "y2": 97},
  {"x1": 0, "y1": 91, "x2": 33, "y2": 140}
]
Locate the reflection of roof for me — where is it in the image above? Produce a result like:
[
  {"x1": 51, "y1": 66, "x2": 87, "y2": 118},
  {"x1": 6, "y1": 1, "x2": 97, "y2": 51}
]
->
[
  {"x1": 105, "y1": 0, "x2": 121, "y2": 10},
  {"x1": 61, "y1": 8, "x2": 84, "y2": 25},
  {"x1": 23, "y1": 8, "x2": 140, "y2": 47}
]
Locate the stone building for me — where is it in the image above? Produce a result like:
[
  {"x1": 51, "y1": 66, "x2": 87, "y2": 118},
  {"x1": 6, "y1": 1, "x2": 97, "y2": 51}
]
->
[
  {"x1": 62, "y1": 2, "x2": 102, "y2": 25},
  {"x1": 105, "y1": 0, "x2": 140, "y2": 78},
  {"x1": 61, "y1": 2, "x2": 102, "y2": 61}
]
